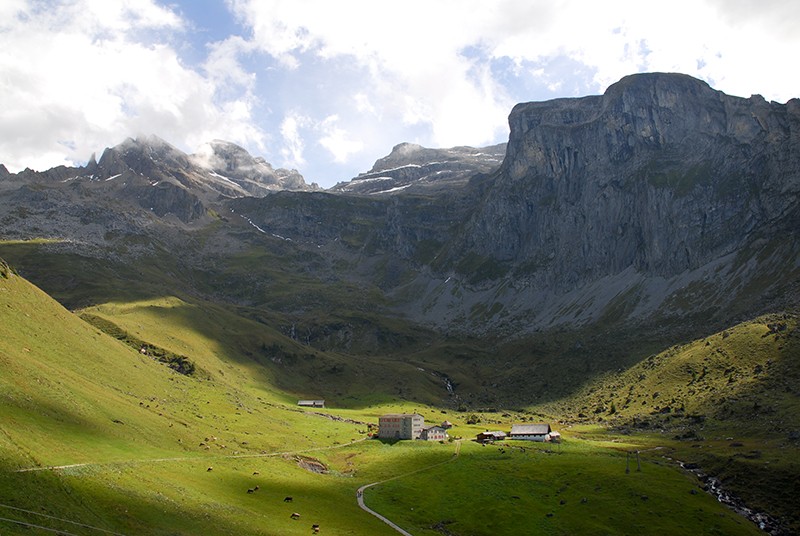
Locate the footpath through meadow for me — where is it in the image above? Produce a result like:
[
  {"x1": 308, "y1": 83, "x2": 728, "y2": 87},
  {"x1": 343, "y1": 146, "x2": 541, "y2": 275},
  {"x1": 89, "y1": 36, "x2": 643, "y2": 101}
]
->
[{"x1": 357, "y1": 440, "x2": 461, "y2": 536}]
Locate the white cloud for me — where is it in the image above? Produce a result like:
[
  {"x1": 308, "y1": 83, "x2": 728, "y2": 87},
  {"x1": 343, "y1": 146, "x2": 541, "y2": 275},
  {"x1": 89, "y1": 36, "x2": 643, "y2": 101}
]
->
[
  {"x1": 227, "y1": 0, "x2": 519, "y2": 150},
  {"x1": 486, "y1": 0, "x2": 800, "y2": 102},
  {"x1": 279, "y1": 112, "x2": 309, "y2": 167},
  {"x1": 354, "y1": 93, "x2": 376, "y2": 115},
  {"x1": 0, "y1": 0, "x2": 264, "y2": 172},
  {"x1": 230, "y1": 0, "x2": 799, "y2": 124},
  {"x1": 2, "y1": 0, "x2": 797, "y2": 186},
  {"x1": 318, "y1": 116, "x2": 364, "y2": 163}
]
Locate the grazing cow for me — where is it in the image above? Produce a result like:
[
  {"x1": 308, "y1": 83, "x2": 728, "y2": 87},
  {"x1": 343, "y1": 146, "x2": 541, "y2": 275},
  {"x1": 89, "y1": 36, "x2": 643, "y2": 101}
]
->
[
  {"x1": 253, "y1": 471, "x2": 260, "y2": 475},
  {"x1": 284, "y1": 496, "x2": 293, "y2": 502},
  {"x1": 247, "y1": 489, "x2": 255, "y2": 494},
  {"x1": 312, "y1": 523, "x2": 320, "y2": 533},
  {"x1": 290, "y1": 512, "x2": 300, "y2": 520},
  {"x1": 206, "y1": 467, "x2": 213, "y2": 472}
]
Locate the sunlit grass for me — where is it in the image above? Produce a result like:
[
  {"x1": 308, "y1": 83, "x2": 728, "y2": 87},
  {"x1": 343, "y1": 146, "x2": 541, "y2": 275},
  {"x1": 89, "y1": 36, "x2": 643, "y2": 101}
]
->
[
  {"x1": 2, "y1": 263, "x2": 798, "y2": 534},
  {"x1": 367, "y1": 439, "x2": 762, "y2": 536}
]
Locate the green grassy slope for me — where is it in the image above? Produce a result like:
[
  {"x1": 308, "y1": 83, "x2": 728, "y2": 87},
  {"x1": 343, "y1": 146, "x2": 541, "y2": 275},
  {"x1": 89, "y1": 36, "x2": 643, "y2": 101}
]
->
[
  {"x1": 543, "y1": 313, "x2": 800, "y2": 533},
  {"x1": 77, "y1": 295, "x2": 453, "y2": 408},
  {"x1": 367, "y1": 440, "x2": 762, "y2": 536},
  {"x1": 549, "y1": 313, "x2": 800, "y2": 435},
  {"x1": 0, "y1": 261, "x2": 409, "y2": 535},
  {"x1": 2, "y1": 255, "x2": 798, "y2": 534}
]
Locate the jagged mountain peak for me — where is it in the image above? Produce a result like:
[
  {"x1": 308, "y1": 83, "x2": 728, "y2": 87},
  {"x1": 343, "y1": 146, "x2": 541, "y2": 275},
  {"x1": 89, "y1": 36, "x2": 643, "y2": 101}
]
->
[
  {"x1": 96, "y1": 135, "x2": 191, "y2": 176},
  {"x1": 190, "y1": 139, "x2": 313, "y2": 195},
  {"x1": 192, "y1": 139, "x2": 271, "y2": 174},
  {"x1": 194, "y1": 139, "x2": 265, "y2": 169},
  {"x1": 0, "y1": 134, "x2": 319, "y2": 226},
  {"x1": 332, "y1": 142, "x2": 506, "y2": 195},
  {"x1": 386, "y1": 142, "x2": 425, "y2": 157}
]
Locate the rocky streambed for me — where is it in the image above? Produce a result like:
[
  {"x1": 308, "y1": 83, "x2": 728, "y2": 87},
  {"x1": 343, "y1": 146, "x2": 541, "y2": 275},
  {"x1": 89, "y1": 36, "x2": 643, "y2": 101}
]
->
[{"x1": 666, "y1": 456, "x2": 786, "y2": 535}]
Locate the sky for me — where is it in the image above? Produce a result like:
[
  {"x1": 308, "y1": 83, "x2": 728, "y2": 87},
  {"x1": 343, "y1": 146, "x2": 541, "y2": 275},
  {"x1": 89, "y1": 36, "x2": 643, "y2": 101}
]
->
[{"x1": 1, "y1": 0, "x2": 798, "y2": 188}]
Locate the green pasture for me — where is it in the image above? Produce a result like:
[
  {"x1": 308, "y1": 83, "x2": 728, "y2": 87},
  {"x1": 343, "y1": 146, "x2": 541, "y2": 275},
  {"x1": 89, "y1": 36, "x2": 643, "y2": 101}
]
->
[
  {"x1": 365, "y1": 440, "x2": 762, "y2": 536},
  {"x1": 1, "y1": 259, "x2": 797, "y2": 534}
]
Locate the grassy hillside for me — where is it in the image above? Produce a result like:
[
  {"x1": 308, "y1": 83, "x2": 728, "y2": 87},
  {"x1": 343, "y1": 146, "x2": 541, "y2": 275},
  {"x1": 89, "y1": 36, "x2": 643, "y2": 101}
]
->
[
  {"x1": 77, "y1": 296, "x2": 453, "y2": 409},
  {"x1": 544, "y1": 313, "x2": 800, "y2": 533},
  {"x1": 0, "y1": 260, "x2": 414, "y2": 535},
  {"x1": 3, "y1": 258, "x2": 790, "y2": 534},
  {"x1": 551, "y1": 314, "x2": 799, "y2": 428}
]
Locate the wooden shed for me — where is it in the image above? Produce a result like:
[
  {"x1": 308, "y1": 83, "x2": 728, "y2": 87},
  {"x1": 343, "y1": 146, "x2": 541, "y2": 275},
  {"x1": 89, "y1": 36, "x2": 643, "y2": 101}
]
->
[{"x1": 477, "y1": 431, "x2": 507, "y2": 443}]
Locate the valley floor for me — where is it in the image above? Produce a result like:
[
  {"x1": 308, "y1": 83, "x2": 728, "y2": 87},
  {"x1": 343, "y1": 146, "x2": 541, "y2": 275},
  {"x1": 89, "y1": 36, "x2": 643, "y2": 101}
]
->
[{"x1": 0, "y1": 421, "x2": 778, "y2": 536}]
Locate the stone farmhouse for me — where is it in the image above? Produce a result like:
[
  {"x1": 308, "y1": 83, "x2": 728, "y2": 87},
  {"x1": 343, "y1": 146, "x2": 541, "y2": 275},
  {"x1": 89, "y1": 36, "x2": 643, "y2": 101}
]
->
[
  {"x1": 420, "y1": 425, "x2": 448, "y2": 441},
  {"x1": 378, "y1": 414, "x2": 424, "y2": 439}
]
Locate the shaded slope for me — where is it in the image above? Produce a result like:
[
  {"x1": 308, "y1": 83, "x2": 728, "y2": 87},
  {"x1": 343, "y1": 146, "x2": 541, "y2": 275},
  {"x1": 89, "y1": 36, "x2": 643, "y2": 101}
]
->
[
  {"x1": 553, "y1": 313, "x2": 800, "y2": 434},
  {"x1": 0, "y1": 260, "x2": 406, "y2": 535},
  {"x1": 547, "y1": 312, "x2": 800, "y2": 533}
]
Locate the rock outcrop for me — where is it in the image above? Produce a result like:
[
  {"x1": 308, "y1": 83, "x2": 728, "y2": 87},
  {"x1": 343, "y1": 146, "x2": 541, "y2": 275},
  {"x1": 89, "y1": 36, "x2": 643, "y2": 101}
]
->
[{"x1": 463, "y1": 73, "x2": 798, "y2": 279}]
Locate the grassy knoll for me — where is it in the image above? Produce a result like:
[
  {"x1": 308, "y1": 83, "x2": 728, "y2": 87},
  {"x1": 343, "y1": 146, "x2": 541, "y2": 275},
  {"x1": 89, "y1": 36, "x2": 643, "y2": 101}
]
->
[
  {"x1": 78, "y1": 295, "x2": 453, "y2": 408},
  {"x1": 549, "y1": 313, "x2": 800, "y2": 430}
]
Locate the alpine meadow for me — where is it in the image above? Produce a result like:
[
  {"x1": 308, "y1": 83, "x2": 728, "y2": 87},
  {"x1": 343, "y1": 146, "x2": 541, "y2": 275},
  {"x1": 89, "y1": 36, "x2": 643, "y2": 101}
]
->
[{"x1": 1, "y1": 73, "x2": 799, "y2": 535}]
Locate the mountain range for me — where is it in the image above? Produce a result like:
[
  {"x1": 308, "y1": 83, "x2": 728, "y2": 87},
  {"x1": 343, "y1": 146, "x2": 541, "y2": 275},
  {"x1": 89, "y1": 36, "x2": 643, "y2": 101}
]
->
[
  {"x1": 3, "y1": 73, "x2": 797, "y2": 342},
  {"x1": 2, "y1": 71, "x2": 800, "y2": 534}
]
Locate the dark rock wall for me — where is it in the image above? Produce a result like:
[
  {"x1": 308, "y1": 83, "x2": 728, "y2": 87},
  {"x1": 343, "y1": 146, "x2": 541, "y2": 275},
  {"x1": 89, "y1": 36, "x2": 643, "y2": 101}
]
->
[{"x1": 460, "y1": 73, "x2": 800, "y2": 287}]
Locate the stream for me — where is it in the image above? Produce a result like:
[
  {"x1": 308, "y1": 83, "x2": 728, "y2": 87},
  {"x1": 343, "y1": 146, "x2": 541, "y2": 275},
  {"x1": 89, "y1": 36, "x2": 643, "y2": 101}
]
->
[{"x1": 664, "y1": 456, "x2": 786, "y2": 535}]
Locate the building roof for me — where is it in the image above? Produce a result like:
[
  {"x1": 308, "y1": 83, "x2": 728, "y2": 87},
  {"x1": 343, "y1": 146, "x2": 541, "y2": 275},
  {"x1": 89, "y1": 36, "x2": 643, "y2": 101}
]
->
[
  {"x1": 510, "y1": 423, "x2": 551, "y2": 435},
  {"x1": 297, "y1": 400, "x2": 325, "y2": 405},
  {"x1": 380, "y1": 413, "x2": 423, "y2": 419},
  {"x1": 478, "y1": 431, "x2": 507, "y2": 438}
]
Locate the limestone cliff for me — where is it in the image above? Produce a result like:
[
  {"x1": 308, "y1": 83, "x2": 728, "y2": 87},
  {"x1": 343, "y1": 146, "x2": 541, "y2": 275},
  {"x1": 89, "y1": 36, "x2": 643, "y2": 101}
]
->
[{"x1": 403, "y1": 73, "x2": 800, "y2": 334}]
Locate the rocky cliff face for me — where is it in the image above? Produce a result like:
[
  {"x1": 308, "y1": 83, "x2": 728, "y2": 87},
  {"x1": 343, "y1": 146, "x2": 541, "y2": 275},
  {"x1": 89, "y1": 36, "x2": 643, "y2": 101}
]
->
[
  {"x1": 405, "y1": 73, "x2": 800, "y2": 334},
  {"x1": 0, "y1": 73, "x2": 797, "y2": 343},
  {"x1": 466, "y1": 73, "x2": 799, "y2": 278}
]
